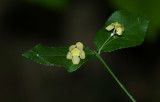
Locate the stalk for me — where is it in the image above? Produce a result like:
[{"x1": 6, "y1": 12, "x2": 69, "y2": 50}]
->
[{"x1": 95, "y1": 51, "x2": 136, "y2": 102}]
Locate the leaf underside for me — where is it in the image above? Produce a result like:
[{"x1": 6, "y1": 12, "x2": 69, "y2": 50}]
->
[
  {"x1": 94, "y1": 10, "x2": 149, "y2": 52},
  {"x1": 23, "y1": 44, "x2": 95, "y2": 72}
]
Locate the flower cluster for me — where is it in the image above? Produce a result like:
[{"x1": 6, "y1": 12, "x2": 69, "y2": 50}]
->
[
  {"x1": 105, "y1": 22, "x2": 125, "y2": 36},
  {"x1": 66, "y1": 42, "x2": 85, "y2": 64}
]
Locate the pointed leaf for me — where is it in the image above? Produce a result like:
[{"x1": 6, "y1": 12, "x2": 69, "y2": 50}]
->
[
  {"x1": 22, "y1": 44, "x2": 95, "y2": 72},
  {"x1": 94, "y1": 10, "x2": 149, "y2": 52}
]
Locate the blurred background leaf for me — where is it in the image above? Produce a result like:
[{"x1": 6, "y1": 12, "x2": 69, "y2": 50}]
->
[
  {"x1": 109, "y1": 0, "x2": 160, "y2": 43},
  {"x1": 25, "y1": 0, "x2": 70, "y2": 11}
]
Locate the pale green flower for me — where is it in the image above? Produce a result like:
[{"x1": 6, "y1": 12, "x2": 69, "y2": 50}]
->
[
  {"x1": 66, "y1": 42, "x2": 85, "y2": 64},
  {"x1": 106, "y1": 22, "x2": 125, "y2": 36}
]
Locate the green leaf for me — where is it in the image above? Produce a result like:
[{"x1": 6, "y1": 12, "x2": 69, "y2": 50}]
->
[
  {"x1": 94, "y1": 10, "x2": 149, "y2": 53},
  {"x1": 109, "y1": 0, "x2": 160, "y2": 42},
  {"x1": 22, "y1": 44, "x2": 95, "y2": 72}
]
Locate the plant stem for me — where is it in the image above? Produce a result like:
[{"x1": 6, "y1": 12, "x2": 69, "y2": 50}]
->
[{"x1": 95, "y1": 51, "x2": 136, "y2": 102}]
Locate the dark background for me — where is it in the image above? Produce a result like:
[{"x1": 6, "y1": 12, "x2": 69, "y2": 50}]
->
[{"x1": 1, "y1": 0, "x2": 160, "y2": 102}]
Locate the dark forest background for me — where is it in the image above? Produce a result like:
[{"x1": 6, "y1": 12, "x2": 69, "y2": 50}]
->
[{"x1": 1, "y1": 0, "x2": 160, "y2": 102}]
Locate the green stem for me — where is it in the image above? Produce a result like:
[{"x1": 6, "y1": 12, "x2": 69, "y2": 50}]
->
[{"x1": 95, "y1": 51, "x2": 136, "y2": 102}]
